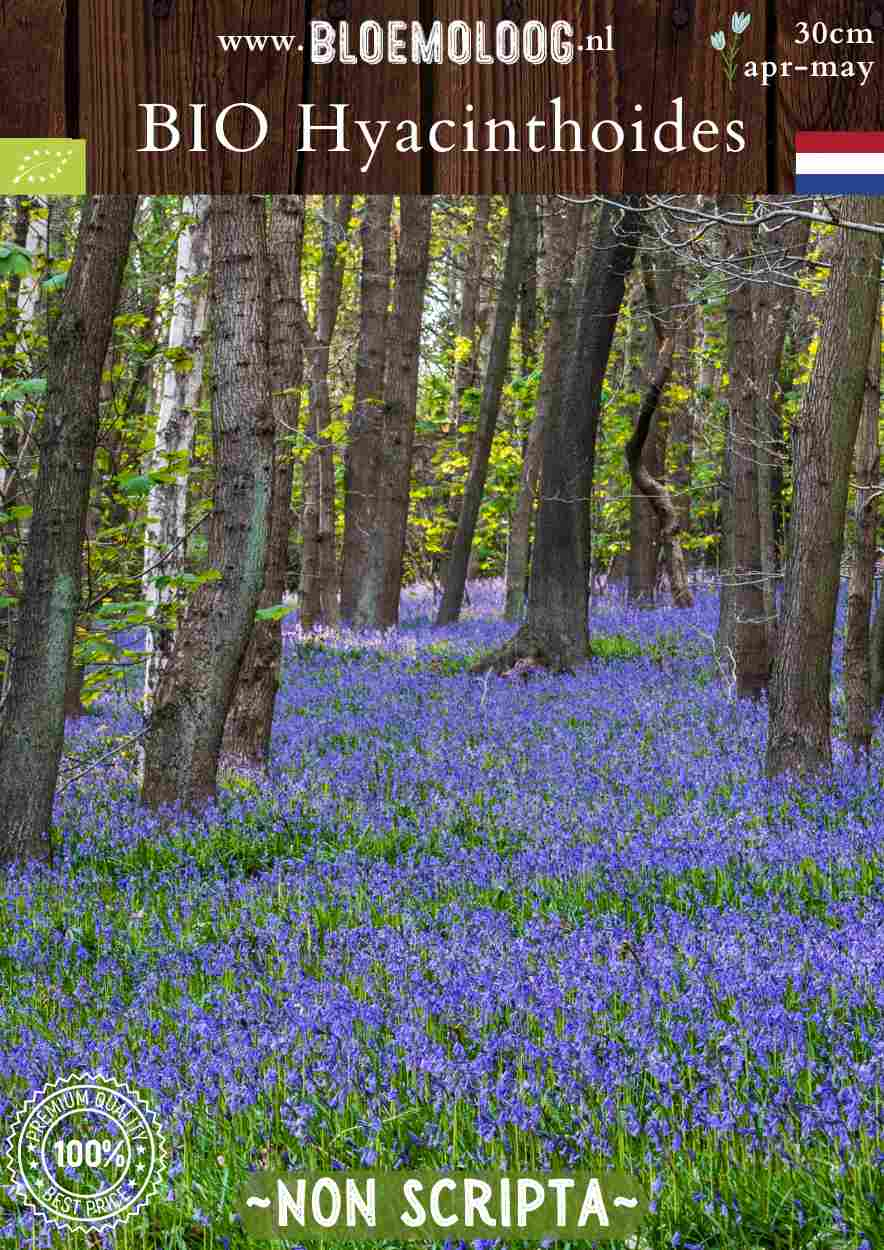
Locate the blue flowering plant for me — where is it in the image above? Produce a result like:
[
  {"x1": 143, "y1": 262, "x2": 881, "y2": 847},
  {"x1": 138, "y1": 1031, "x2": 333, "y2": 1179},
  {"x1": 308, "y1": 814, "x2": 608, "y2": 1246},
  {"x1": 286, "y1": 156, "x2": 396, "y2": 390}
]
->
[
  {"x1": 0, "y1": 582, "x2": 881, "y2": 1247},
  {"x1": 711, "y1": 11, "x2": 751, "y2": 91}
]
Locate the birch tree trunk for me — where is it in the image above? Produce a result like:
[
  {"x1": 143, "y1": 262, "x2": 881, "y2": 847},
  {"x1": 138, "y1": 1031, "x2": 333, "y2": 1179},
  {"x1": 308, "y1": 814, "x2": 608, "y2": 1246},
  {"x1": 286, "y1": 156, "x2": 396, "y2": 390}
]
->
[
  {"x1": 724, "y1": 219, "x2": 768, "y2": 696},
  {"x1": 141, "y1": 196, "x2": 273, "y2": 810},
  {"x1": 767, "y1": 197, "x2": 884, "y2": 778},
  {"x1": 142, "y1": 194, "x2": 210, "y2": 712},
  {"x1": 0, "y1": 195, "x2": 137, "y2": 866}
]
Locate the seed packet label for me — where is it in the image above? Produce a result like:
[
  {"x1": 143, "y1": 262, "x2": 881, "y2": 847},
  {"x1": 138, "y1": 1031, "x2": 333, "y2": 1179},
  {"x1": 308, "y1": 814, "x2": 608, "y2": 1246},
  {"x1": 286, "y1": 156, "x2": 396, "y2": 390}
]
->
[{"x1": 237, "y1": 1168, "x2": 648, "y2": 1241}]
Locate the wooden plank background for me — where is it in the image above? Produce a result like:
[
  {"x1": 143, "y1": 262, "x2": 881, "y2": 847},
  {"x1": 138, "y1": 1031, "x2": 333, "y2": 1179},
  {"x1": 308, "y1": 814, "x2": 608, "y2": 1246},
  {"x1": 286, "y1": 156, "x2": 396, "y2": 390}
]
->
[{"x1": 2, "y1": 0, "x2": 884, "y2": 190}]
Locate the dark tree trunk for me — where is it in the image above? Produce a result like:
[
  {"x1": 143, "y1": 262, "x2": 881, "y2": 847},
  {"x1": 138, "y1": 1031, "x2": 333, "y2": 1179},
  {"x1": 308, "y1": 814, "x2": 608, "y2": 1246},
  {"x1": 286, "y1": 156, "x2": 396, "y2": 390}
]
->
[
  {"x1": 750, "y1": 202, "x2": 812, "y2": 649},
  {"x1": 64, "y1": 659, "x2": 87, "y2": 720},
  {"x1": 472, "y1": 199, "x2": 642, "y2": 673},
  {"x1": 436, "y1": 195, "x2": 533, "y2": 626},
  {"x1": 844, "y1": 309, "x2": 881, "y2": 756},
  {"x1": 625, "y1": 336, "x2": 693, "y2": 610},
  {"x1": 141, "y1": 196, "x2": 274, "y2": 809},
  {"x1": 299, "y1": 194, "x2": 352, "y2": 631},
  {"x1": 627, "y1": 284, "x2": 662, "y2": 606},
  {"x1": 668, "y1": 281, "x2": 695, "y2": 544},
  {"x1": 356, "y1": 197, "x2": 432, "y2": 628},
  {"x1": 519, "y1": 198, "x2": 538, "y2": 376},
  {"x1": 724, "y1": 221, "x2": 769, "y2": 696},
  {"x1": 0, "y1": 195, "x2": 136, "y2": 866},
  {"x1": 340, "y1": 195, "x2": 394, "y2": 622},
  {"x1": 438, "y1": 197, "x2": 492, "y2": 580},
  {"x1": 767, "y1": 197, "x2": 884, "y2": 778},
  {"x1": 628, "y1": 254, "x2": 692, "y2": 610},
  {"x1": 505, "y1": 199, "x2": 582, "y2": 622},
  {"x1": 223, "y1": 196, "x2": 305, "y2": 768},
  {"x1": 871, "y1": 581, "x2": 884, "y2": 711}
]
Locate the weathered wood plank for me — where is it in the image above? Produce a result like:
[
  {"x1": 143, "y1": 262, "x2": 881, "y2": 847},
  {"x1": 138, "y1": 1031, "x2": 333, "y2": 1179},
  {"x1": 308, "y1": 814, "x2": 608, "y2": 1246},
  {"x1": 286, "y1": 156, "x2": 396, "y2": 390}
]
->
[
  {"x1": 80, "y1": 0, "x2": 308, "y2": 192},
  {"x1": 432, "y1": 0, "x2": 768, "y2": 192},
  {"x1": 432, "y1": 0, "x2": 770, "y2": 192},
  {"x1": 301, "y1": 0, "x2": 423, "y2": 192},
  {"x1": 775, "y1": 1, "x2": 884, "y2": 190},
  {"x1": 640, "y1": 0, "x2": 768, "y2": 193},
  {"x1": 0, "y1": 0, "x2": 67, "y2": 138}
]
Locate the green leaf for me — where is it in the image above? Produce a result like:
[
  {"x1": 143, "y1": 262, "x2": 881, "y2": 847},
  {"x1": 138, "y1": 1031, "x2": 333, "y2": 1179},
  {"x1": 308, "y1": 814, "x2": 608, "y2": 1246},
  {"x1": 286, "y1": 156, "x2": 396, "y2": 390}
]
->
[
  {"x1": 0, "y1": 245, "x2": 32, "y2": 278},
  {"x1": 118, "y1": 474, "x2": 153, "y2": 497},
  {"x1": 255, "y1": 602, "x2": 297, "y2": 622},
  {"x1": 0, "y1": 595, "x2": 17, "y2": 610},
  {"x1": 42, "y1": 272, "x2": 68, "y2": 292}
]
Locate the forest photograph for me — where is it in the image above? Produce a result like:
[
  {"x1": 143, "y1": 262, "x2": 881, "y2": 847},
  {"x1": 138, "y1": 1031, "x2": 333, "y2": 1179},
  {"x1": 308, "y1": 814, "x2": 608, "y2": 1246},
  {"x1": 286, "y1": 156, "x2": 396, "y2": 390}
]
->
[{"x1": 0, "y1": 191, "x2": 882, "y2": 1249}]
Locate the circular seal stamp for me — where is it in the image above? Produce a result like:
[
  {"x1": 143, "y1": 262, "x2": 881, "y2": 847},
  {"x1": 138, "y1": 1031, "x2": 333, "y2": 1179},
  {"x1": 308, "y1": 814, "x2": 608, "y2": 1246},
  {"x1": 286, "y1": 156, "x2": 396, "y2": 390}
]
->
[{"x1": 5, "y1": 1071, "x2": 166, "y2": 1234}]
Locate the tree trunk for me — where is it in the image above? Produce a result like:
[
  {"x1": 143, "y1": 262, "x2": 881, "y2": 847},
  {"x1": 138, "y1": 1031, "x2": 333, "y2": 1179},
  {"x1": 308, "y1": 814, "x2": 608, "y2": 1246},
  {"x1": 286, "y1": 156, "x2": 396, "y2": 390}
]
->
[
  {"x1": 750, "y1": 202, "x2": 812, "y2": 650},
  {"x1": 519, "y1": 198, "x2": 539, "y2": 377},
  {"x1": 437, "y1": 198, "x2": 492, "y2": 580},
  {"x1": 504, "y1": 199, "x2": 582, "y2": 622},
  {"x1": 222, "y1": 196, "x2": 306, "y2": 768},
  {"x1": 340, "y1": 195, "x2": 394, "y2": 623},
  {"x1": 724, "y1": 220, "x2": 769, "y2": 696},
  {"x1": 767, "y1": 197, "x2": 884, "y2": 778},
  {"x1": 871, "y1": 577, "x2": 884, "y2": 710},
  {"x1": 844, "y1": 308, "x2": 881, "y2": 755},
  {"x1": 627, "y1": 286, "x2": 662, "y2": 606},
  {"x1": 141, "y1": 196, "x2": 273, "y2": 810},
  {"x1": 64, "y1": 658, "x2": 86, "y2": 719},
  {"x1": 436, "y1": 195, "x2": 533, "y2": 626},
  {"x1": 299, "y1": 195, "x2": 352, "y2": 632},
  {"x1": 471, "y1": 200, "x2": 642, "y2": 673},
  {"x1": 668, "y1": 296, "x2": 695, "y2": 544},
  {"x1": 142, "y1": 194, "x2": 210, "y2": 712},
  {"x1": 625, "y1": 336, "x2": 694, "y2": 609},
  {"x1": 0, "y1": 195, "x2": 136, "y2": 866},
  {"x1": 356, "y1": 196, "x2": 433, "y2": 628}
]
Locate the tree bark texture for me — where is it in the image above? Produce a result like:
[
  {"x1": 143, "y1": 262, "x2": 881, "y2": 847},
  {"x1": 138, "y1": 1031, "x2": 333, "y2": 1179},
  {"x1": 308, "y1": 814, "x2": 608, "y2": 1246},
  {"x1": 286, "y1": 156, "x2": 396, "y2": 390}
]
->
[
  {"x1": 767, "y1": 197, "x2": 884, "y2": 778},
  {"x1": 0, "y1": 195, "x2": 137, "y2": 866},
  {"x1": 472, "y1": 201, "x2": 641, "y2": 673},
  {"x1": 504, "y1": 199, "x2": 582, "y2": 622},
  {"x1": 299, "y1": 194, "x2": 352, "y2": 631},
  {"x1": 142, "y1": 194, "x2": 210, "y2": 711},
  {"x1": 356, "y1": 196, "x2": 433, "y2": 628},
  {"x1": 724, "y1": 221, "x2": 769, "y2": 696},
  {"x1": 340, "y1": 195, "x2": 394, "y2": 623},
  {"x1": 141, "y1": 196, "x2": 274, "y2": 810},
  {"x1": 223, "y1": 196, "x2": 306, "y2": 767},
  {"x1": 750, "y1": 201, "x2": 812, "y2": 648},
  {"x1": 436, "y1": 195, "x2": 533, "y2": 626},
  {"x1": 844, "y1": 308, "x2": 881, "y2": 755}
]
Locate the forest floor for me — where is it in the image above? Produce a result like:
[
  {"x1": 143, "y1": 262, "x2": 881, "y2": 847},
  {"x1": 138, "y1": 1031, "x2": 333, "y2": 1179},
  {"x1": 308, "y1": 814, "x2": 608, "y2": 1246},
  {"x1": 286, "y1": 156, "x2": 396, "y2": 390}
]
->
[{"x1": 0, "y1": 582, "x2": 881, "y2": 1249}]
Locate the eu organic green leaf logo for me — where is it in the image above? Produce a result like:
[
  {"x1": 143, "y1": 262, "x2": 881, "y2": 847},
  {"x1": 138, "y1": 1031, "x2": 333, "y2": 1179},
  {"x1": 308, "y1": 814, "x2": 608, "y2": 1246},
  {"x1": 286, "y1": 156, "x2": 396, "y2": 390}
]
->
[{"x1": 0, "y1": 140, "x2": 85, "y2": 194}]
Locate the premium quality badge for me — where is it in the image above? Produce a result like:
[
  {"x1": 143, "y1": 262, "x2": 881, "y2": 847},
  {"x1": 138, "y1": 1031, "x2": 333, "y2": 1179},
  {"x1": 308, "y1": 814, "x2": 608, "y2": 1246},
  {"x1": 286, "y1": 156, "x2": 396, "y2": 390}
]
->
[{"x1": 5, "y1": 1071, "x2": 166, "y2": 1235}]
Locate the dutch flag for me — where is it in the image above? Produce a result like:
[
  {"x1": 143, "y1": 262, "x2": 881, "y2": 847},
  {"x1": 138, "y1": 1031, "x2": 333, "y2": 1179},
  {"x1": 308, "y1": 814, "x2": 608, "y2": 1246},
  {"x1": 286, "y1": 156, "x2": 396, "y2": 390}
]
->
[{"x1": 795, "y1": 132, "x2": 884, "y2": 193}]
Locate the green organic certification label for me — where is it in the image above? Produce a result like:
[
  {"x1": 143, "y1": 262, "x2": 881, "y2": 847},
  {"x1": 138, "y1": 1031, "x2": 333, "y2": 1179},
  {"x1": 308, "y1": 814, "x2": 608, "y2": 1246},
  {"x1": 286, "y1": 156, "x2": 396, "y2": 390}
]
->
[
  {"x1": 0, "y1": 141, "x2": 86, "y2": 194},
  {"x1": 237, "y1": 1169, "x2": 648, "y2": 1241}
]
